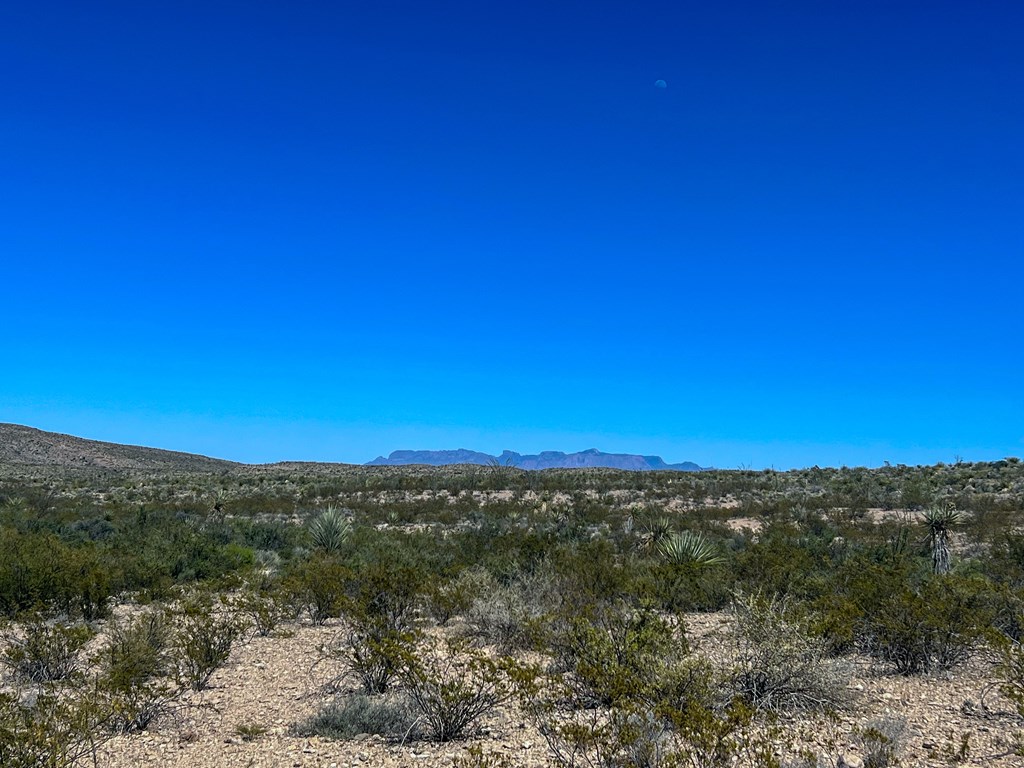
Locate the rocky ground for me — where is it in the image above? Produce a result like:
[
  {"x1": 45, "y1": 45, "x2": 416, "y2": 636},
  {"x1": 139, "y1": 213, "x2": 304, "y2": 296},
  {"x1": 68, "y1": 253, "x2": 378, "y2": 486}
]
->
[{"x1": 68, "y1": 613, "x2": 1021, "y2": 768}]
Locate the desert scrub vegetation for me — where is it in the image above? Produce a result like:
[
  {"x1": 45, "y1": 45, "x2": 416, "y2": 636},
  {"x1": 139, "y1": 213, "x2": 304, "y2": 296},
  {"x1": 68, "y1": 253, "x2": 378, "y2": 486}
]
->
[
  {"x1": 295, "y1": 692, "x2": 416, "y2": 741},
  {"x1": 727, "y1": 591, "x2": 851, "y2": 713},
  {"x1": 170, "y1": 593, "x2": 248, "y2": 690},
  {"x1": 2, "y1": 615, "x2": 93, "y2": 684},
  {"x1": 1, "y1": 457, "x2": 1023, "y2": 763}
]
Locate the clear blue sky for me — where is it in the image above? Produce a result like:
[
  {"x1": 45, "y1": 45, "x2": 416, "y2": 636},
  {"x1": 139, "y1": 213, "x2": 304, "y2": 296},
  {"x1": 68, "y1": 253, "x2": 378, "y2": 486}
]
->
[{"x1": 3, "y1": 1, "x2": 1022, "y2": 468}]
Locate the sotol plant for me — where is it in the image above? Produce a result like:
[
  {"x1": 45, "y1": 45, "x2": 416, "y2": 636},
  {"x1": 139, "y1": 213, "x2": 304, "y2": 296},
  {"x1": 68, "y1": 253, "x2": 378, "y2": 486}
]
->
[
  {"x1": 308, "y1": 506, "x2": 353, "y2": 554},
  {"x1": 658, "y1": 531, "x2": 725, "y2": 567}
]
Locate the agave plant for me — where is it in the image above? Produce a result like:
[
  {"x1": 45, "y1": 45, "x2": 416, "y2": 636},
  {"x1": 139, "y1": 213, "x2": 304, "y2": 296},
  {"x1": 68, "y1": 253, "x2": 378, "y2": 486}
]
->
[
  {"x1": 923, "y1": 502, "x2": 962, "y2": 575},
  {"x1": 308, "y1": 506, "x2": 353, "y2": 554},
  {"x1": 657, "y1": 531, "x2": 725, "y2": 567}
]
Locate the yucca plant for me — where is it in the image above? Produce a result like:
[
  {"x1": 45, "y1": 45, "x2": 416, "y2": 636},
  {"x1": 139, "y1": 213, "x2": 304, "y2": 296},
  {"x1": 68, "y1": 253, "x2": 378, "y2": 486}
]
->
[
  {"x1": 639, "y1": 516, "x2": 675, "y2": 551},
  {"x1": 657, "y1": 531, "x2": 725, "y2": 567},
  {"x1": 308, "y1": 506, "x2": 353, "y2": 554},
  {"x1": 924, "y1": 502, "x2": 962, "y2": 575}
]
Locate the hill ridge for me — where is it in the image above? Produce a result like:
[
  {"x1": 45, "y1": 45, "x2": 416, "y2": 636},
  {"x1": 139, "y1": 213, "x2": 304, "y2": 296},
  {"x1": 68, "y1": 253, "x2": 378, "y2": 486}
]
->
[{"x1": 0, "y1": 423, "x2": 237, "y2": 472}]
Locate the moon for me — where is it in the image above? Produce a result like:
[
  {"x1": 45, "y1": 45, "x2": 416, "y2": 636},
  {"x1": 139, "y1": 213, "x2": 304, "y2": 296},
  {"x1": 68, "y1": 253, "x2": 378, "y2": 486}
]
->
[{"x1": 654, "y1": 79, "x2": 667, "y2": 89}]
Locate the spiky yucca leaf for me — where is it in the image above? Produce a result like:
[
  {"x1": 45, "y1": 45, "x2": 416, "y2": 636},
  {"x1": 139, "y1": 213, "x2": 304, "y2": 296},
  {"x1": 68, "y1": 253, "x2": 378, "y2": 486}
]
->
[
  {"x1": 657, "y1": 531, "x2": 724, "y2": 567},
  {"x1": 638, "y1": 516, "x2": 674, "y2": 550},
  {"x1": 923, "y1": 502, "x2": 962, "y2": 533},
  {"x1": 308, "y1": 506, "x2": 352, "y2": 554},
  {"x1": 923, "y1": 502, "x2": 961, "y2": 575}
]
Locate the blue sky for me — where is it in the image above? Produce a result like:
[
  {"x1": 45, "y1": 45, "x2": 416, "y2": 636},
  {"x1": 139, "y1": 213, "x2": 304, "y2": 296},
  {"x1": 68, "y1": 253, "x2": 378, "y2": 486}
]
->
[{"x1": 2, "y1": 1, "x2": 1022, "y2": 468}]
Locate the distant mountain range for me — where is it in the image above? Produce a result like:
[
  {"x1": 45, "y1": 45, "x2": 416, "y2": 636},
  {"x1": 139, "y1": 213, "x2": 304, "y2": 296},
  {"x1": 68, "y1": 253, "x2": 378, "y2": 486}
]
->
[
  {"x1": 366, "y1": 448, "x2": 704, "y2": 472},
  {"x1": 0, "y1": 424, "x2": 704, "y2": 474}
]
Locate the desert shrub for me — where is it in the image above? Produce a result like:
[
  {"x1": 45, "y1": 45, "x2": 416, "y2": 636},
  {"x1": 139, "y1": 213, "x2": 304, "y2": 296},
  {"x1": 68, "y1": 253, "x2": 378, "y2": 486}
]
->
[
  {"x1": 734, "y1": 528, "x2": 821, "y2": 598},
  {"x1": 550, "y1": 606, "x2": 689, "y2": 708},
  {"x1": 99, "y1": 610, "x2": 176, "y2": 732},
  {"x1": 285, "y1": 554, "x2": 350, "y2": 625},
  {"x1": 522, "y1": 603, "x2": 728, "y2": 768},
  {"x1": 532, "y1": 702, "x2": 674, "y2": 768},
  {"x1": 341, "y1": 559, "x2": 424, "y2": 634},
  {"x1": 2, "y1": 616, "x2": 93, "y2": 684},
  {"x1": 63, "y1": 547, "x2": 116, "y2": 621},
  {"x1": 316, "y1": 553, "x2": 431, "y2": 693},
  {"x1": 985, "y1": 531, "x2": 1024, "y2": 594},
  {"x1": 644, "y1": 559, "x2": 733, "y2": 613},
  {"x1": 295, "y1": 692, "x2": 416, "y2": 741},
  {"x1": 806, "y1": 594, "x2": 862, "y2": 657},
  {"x1": 171, "y1": 595, "x2": 247, "y2": 690},
  {"x1": 551, "y1": 539, "x2": 637, "y2": 614},
  {"x1": 857, "y1": 716, "x2": 906, "y2": 768},
  {"x1": 0, "y1": 529, "x2": 113, "y2": 619},
  {"x1": 397, "y1": 637, "x2": 523, "y2": 742},
  {"x1": 236, "y1": 518, "x2": 300, "y2": 554},
  {"x1": 234, "y1": 721, "x2": 268, "y2": 742},
  {"x1": 453, "y1": 744, "x2": 518, "y2": 768},
  {"x1": 526, "y1": 687, "x2": 758, "y2": 768},
  {"x1": 728, "y1": 591, "x2": 851, "y2": 714},
  {"x1": 861, "y1": 574, "x2": 991, "y2": 674},
  {"x1": 236, "y1": 586, "x2": 290, "y2": 637},
  {"x1": 0, "y1": 689, "x2": 114, "y2": 768},
  {"x1": 990, "y1": 626, "x2": 1024, "y2": 720},
  {"x1": 464, "y1": 566, "x2": 553, "y2": 653},
  {"x1": 424, "y1": 572, "x2": 476, "y2": 627},
  {"x1": 321, "y1": 622, "x2": 412, "y2": 695}
]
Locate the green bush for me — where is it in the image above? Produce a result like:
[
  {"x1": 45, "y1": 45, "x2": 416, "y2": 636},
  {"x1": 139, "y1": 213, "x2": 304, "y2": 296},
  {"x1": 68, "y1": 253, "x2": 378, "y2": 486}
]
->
[
  {"x1": 550, "y1": 606, "x2": 689, "y2": 708},
  {"x1": 340, "y1": 559, "x2": 424, "y2": 635},
  {"x1": 424, "y1": 573, "x2": 476, "y2": 627},
  {"x1": 2, "y1": 616, "x2": 93, "y2": 684},
  {"x1": 861, "y1": 574, "x2": 991, "y2": 675},
  {"x1": 321, "y1": 624, "x2": 411, "y2": 695},
  {"x1": 285, "y1": 554, "x2": 350, "y2": 625},
  {"x1": 236, "y1": 586, "x2": 290, "y2": 637},
  {"x1": 857, "y1": 716, "x2": 906, "y2": 768},
  {"x1": 98, "y1": 610, "x2": 176, "y2": 732},
  {"x1": 397, "y1": 637, "x2": 523, "y2": 742},
  {"x1": 0, "y1": 689, "x2": 114, "y2": 768},
  {"x1": 465, "y1": 566, "x2": 552, "y2": 653},
  {"x1": 172, "y1": 595, "x2": 247, "y2": 690},
  {"x1": 990, "y1": 624, "x2": 1024, "y2": 721}
]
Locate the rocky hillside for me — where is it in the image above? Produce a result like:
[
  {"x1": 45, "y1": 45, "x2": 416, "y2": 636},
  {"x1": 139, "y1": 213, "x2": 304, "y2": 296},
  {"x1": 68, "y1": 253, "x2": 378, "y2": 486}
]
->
[{"x1": 0, "y1": 423, "x2": 237, "y2": 472}]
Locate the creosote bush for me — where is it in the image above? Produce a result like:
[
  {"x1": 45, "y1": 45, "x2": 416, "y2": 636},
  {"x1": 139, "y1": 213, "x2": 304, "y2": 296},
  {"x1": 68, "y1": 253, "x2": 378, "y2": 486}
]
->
[
  {"x1": 464, "y1": 565, "x2": 555, "y2": 653},
  {"x1": 397, "y1": 636, "x2": 526, "y2": 742},
  {"x1": 550, "y1": 605, "x2": 689, "y2": 708},
  {"x1": 99, "y1": 609, "x2": 176, "y2": 732},
  {"x1": 2, "y1": 615, "x2": 93, "y2": 684},
  {"x1": 0, "y1": 689, "x2": 115, "y2": 768},
  {"x1": 861, "y1": 574, "x2": 990, "y2": 675},
  {"x1": 172, "y1": 595, "x2": 247, "y2": 691},
  {"x1": 322, "y1": 624, "x2": 411, "y2": 695}
]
